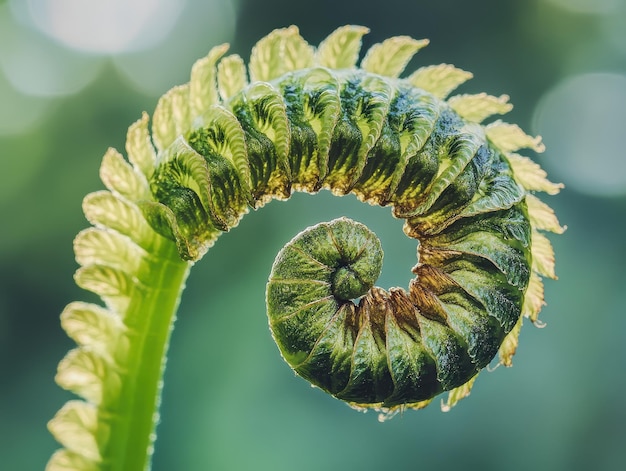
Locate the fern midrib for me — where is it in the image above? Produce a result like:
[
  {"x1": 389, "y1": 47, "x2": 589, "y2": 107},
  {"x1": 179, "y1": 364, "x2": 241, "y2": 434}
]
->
[{"x1": 105, "y1": 238, "x2": 190, "y2": 471}]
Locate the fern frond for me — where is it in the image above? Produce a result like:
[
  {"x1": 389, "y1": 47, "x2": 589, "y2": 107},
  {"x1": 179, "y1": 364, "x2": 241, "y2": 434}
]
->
[{"x1": 49, "y1": 25, "x2": 563, "y2": 470}]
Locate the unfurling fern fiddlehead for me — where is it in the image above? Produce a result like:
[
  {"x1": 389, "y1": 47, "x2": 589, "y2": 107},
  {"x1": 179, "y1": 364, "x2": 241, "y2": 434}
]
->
[{"x1": 47, "y1": 25, "x2": 564, "y2": 470}]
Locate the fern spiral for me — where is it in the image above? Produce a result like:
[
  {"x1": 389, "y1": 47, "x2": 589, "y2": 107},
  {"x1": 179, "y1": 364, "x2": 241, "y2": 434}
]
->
[{"x1": 47, "y1": 25, "x2": 563, "y2": 470}]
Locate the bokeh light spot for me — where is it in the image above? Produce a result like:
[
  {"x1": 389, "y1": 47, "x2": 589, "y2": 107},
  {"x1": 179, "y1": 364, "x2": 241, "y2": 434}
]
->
[
  {"x1": 0, "y1": 6, "x2": 102, "y2": 97},
  {"x1": 112, "y1": 0, "x2": 238, "y2": 96},
  {"x1": 0, "y1": 72, "x2": 50, "y2": 135},
  {"x1": 10, "y1": 0, "x2": 185, "y2": 54},
  {"x1": 533, "y1": 72, "x2": 626, "y2": 197}
]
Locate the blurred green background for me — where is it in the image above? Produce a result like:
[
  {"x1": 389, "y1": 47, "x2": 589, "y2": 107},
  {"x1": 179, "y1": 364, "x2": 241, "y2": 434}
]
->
[{"x1": 1, "y1": 0, "x2": 625, "y2": 469}]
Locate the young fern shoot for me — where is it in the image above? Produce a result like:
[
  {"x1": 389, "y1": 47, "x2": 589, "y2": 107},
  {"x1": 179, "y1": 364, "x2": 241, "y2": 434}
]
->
[{"x1": 48, "y1": 25, "x2": 564, "y2": 470}]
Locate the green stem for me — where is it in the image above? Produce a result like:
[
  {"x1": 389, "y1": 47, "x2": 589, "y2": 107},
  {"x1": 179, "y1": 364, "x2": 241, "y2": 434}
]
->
[{"x1": 106, "y1": 239, "x2": 190, "y2": 470}]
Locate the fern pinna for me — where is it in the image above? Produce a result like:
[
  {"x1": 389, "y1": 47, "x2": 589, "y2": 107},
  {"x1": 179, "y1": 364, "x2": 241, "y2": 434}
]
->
[{"x1": 47, "y1": 26, "x2": 564, "y2": 470}]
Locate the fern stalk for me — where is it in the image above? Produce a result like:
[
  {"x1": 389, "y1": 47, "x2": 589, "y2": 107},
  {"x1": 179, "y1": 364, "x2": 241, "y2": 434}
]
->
[
  {"x1": 50, "y1": 228, "x2": 189, "y2": 470},
  {"x1": 102, "y1": 241, "x2": 189, "y2": 470}
]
